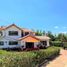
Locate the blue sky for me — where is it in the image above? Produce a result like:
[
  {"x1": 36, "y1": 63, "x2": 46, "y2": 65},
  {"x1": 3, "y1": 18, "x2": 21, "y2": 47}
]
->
[{"x1": 0, "y1": 0, "x2": 67, "y2": 33}]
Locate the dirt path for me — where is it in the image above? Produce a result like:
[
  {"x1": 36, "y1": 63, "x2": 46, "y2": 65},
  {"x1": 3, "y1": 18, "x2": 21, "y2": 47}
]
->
[{"x1": 42, "y1": 49, "x2": 67, "y2": 67}]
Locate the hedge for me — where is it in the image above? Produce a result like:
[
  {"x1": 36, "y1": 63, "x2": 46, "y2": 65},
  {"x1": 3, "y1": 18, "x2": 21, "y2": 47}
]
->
[
  {"x1": 63, "y1": 42, "x2": 67, "y2": 49},
  {"x1": 51, "y1": 41, "x2": 67, "y2": 49},
  {"x1": 51, "y1": 41, "x2": 62, "y2": 47},
  {"x1": 0, "y1": 46, "x2": 60, "y2": 67}
]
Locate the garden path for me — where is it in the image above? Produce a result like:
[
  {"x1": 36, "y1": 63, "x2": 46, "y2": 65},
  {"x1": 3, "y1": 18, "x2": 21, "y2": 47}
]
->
[{"x1": 42, "y1": 49, "x2": 67, "y2": 67}]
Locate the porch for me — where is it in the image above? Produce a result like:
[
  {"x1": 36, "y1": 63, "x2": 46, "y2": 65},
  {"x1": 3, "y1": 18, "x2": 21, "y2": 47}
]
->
[{"x1": 18, "y1": 35, "x2": 40, "y2": 50}]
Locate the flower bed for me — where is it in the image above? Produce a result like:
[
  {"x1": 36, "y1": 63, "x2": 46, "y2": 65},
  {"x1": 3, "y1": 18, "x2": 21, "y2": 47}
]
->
[{"x1": 0, "y1": 46, "x2": 60, "y2": 67}]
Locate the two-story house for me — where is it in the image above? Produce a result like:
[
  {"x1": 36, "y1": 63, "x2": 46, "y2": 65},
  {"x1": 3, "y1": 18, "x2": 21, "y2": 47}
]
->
[{"x1": 0, "y1": 24, "x2": 50, "y2": 50}]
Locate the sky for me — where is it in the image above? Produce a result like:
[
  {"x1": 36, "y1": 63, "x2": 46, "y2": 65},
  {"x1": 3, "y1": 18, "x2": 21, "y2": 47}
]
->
[{"x1": 0, "y1": 0, "x2": 67, "y2": 34}]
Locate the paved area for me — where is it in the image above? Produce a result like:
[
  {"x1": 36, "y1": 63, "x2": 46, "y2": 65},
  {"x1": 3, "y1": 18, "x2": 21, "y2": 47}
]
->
[{"x1": 42, "y1": 49, "x2": 67, "y2": 67}]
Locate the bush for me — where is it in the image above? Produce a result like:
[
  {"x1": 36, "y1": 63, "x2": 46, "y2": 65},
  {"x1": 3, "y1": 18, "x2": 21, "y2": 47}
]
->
[
  {"x1": 0, "y1": 46, "x2": 60, "y2": 67},
  {"x1": 33, "y1": 46, "x2": 60, "y2": 64},
  {"x1": 51, "y1": 41, "x2": 62, "y2": 47},
  {"x1": 63, "y1": 42, "x2": 67, "y2": 49}
]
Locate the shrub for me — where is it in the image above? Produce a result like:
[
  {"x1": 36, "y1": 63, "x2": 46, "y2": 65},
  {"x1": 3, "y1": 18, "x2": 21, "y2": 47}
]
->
[
  {"x1": 32, "y1": 46, "x2": 60, "y2": 64},
  {"x1": 0, "y1": 46, "x2": 60, "y2": 67},
  {"x1": 51, "y1": 41, "x2": 62, "y2": 47},
  {"x1": 63, "y1": 42, "x2": 67, "y2": 49}
]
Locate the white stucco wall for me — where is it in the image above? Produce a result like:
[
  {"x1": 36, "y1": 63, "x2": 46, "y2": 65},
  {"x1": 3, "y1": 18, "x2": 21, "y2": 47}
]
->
[
  {"x1": 34, "y1": 42, "x2": 40, "y2": 48},
  {"x1": 46, "y1": 40, "x2": 50, "y2": 47},
  {"x1": 19, "y1": 41, "x2": 26, "y2": 48},
  {"x1": 40, "y1": 40, "x2": 50, "y2": 47},
  {"x1": 0, "y1": 37, "x2": 20, "y2": 49},
  {"x1": 4, "y1": 26, "x2": 21, "y2": 38}
]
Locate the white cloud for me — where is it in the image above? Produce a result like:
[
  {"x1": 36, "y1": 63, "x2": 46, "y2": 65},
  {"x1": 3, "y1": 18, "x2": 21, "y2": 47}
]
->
[{"x1": 54, "y1": 26, "x2": 59, "y2": 29}]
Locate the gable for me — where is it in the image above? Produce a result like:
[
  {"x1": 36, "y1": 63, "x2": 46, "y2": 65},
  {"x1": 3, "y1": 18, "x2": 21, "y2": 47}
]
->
[{"x1": 5, "y1": 24, "x2": 22, "y2": 31}]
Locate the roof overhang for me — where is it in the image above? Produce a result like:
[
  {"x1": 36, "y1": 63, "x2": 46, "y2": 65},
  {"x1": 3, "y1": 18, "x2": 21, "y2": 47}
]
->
[{"x1": 35, "y1": 36, "x2": 50, "y2": 41}]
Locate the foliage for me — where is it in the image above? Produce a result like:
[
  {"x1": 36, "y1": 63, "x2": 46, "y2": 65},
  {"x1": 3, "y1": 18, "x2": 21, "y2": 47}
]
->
[
  {"x1": 63, "y1": 42, "x2": 67, "y2": 48},
  {"x1": 33, "y1": 29, "x2": 67, "y2": 42},
  {"x1": 0, "y1": 46, "x2": 60, "y2": 67},
  {"x1": 51, "y1": 41, "x2": 62, "y2": 47},
  {"x1": 46, "y1": 31, "x2": 55, "y2": 41},
  {"x1": 35, "y1": 30, "x2": 46, "y2": 36},
  {"x1": 56, "y1": 33, "x2": 67, "y2": 42}
]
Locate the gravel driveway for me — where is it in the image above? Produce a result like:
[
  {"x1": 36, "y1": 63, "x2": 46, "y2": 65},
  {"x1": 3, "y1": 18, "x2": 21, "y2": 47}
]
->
[{"x1": 42, "y1": 49, "x2": 67, "y2": 67}]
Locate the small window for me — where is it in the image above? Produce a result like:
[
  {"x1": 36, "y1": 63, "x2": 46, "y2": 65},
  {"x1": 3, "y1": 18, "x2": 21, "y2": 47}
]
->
[
  {"x1": 9, "y1": 41, "x2": 18, "y2": 45},
  {"x1": 25, "y1": 32, "x2": 29, "y2": 36},
  {"x1": 0, "y1": 41, "x2": 4, "y2": 45},
  {"x1": 9, "y1": 31, "x2": 18, "y2": 36}
]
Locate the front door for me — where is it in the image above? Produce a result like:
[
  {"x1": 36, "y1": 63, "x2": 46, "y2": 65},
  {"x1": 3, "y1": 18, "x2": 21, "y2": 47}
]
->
[{"x1": 26, "y1": 42, "x2": 34, "y2": 48}]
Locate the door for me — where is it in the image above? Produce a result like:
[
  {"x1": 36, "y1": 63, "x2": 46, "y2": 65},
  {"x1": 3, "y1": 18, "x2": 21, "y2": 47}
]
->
[{"x1": 26, "y1": 42, "x2": 34, "y2": 48}]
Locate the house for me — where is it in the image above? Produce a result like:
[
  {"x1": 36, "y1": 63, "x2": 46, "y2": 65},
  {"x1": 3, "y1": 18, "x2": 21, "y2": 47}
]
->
[{"x1": 0, "y1": 24, "x2": 50, "y2": 50}]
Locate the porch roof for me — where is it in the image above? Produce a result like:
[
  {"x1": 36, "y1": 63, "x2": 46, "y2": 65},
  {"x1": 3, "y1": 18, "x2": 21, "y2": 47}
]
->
[
  {"x1": 35, "y1": 36, "x2": 50, "y2": 41},
  {"x1": 18, "y1": 35, "x2": 40, "y2": 42}
]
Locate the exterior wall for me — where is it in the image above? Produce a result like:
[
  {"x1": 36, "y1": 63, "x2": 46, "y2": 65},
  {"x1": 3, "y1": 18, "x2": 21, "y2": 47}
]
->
[
  {"x1": 40, "y1": 40, "x2": 50, "y2": 47},
  {"x1": 4, "y1": 26, "x2": 21, "y2": 38},
  {"x1": 0, "y1": 37, "x2": 19, "y2": 49},
  {"x1": 46, "y1": 40, "x2": 50, "y2": 47},
  {"x1": 19, "y1": 41, "x2": 26, "y2": 48},
  {"x1": 29, "y1": 32, "x2": 35, "y2": 36},
  {"x1": 34, "y1": 42, "x2": 40, "y2": 48},
  {"x1": 0, "y1": 30, "x2": 5, "y2": 36}
]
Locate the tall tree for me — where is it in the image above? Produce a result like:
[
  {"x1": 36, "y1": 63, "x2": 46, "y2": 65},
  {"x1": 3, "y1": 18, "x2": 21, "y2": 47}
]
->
[
  {"x1": 46, "y1": 31, "x2": 55, "y2": 41},
  {"x1": 42, "y1": 30, "x2": 46, "y2": 35},
  {"x1": 57, "y1": 33, "x2": 67, "y2": 42},
  {"x1": 35, "y1": 30, "x2": 42, "y2": 36}
]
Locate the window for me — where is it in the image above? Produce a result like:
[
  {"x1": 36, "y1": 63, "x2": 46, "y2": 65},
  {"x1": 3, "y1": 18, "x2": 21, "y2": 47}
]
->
[
  {"x1": 25, "y1": 32, "x2": 29, "y2": 36},
  {"x1": 9, "y1": 31, "x2": 18, "y2": 36},
  {"x1": 0, "y1": 41, "x2": 4, "y2": 45},
  {"x1": 9, "y1": 41, "x2": 18, "y2": 45}
]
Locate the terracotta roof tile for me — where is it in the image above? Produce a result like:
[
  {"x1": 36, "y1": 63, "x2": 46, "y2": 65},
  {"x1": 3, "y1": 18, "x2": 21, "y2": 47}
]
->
[
  {"x1": 0, "y1": 27, "x2": 5, "y2": 30},
  {"x1": 18, "y1": 34, "x2": 40, "y2": 42},
  {"x1": 0, "y1": 24, "x2": 34, "y2": 33},
  {"x1": 22, "y1": 28, "x2": 33, "y2": 32}
]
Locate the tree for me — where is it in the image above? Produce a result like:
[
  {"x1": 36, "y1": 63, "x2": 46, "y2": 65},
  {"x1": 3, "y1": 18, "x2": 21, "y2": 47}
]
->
[
  {"x1": 35, "y1": 30, "x2": 42, "y2": 36},
  {"x1": 42, "y1": 30, "x2": 46, "y2": 35},
  {"x1": 57, "y1": 33, "x2": 67, "y2": 42},
  {"x1": 46, "y1": 31, "x2": 55, "y2": 41}
]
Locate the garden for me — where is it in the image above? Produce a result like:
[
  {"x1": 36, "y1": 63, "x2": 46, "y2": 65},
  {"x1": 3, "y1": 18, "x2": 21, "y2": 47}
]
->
[{"x1": 0, "y1": 46, "x2": 60, "y2": 67}]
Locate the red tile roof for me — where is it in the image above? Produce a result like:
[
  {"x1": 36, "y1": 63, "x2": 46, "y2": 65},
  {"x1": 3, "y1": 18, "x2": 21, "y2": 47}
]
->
[
  {"x1": 0, "y1": 27, "x2": 5, "y2": 30},
  {"x1": 0, "y1": 24, "x2": 33, "y2": 33}
]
